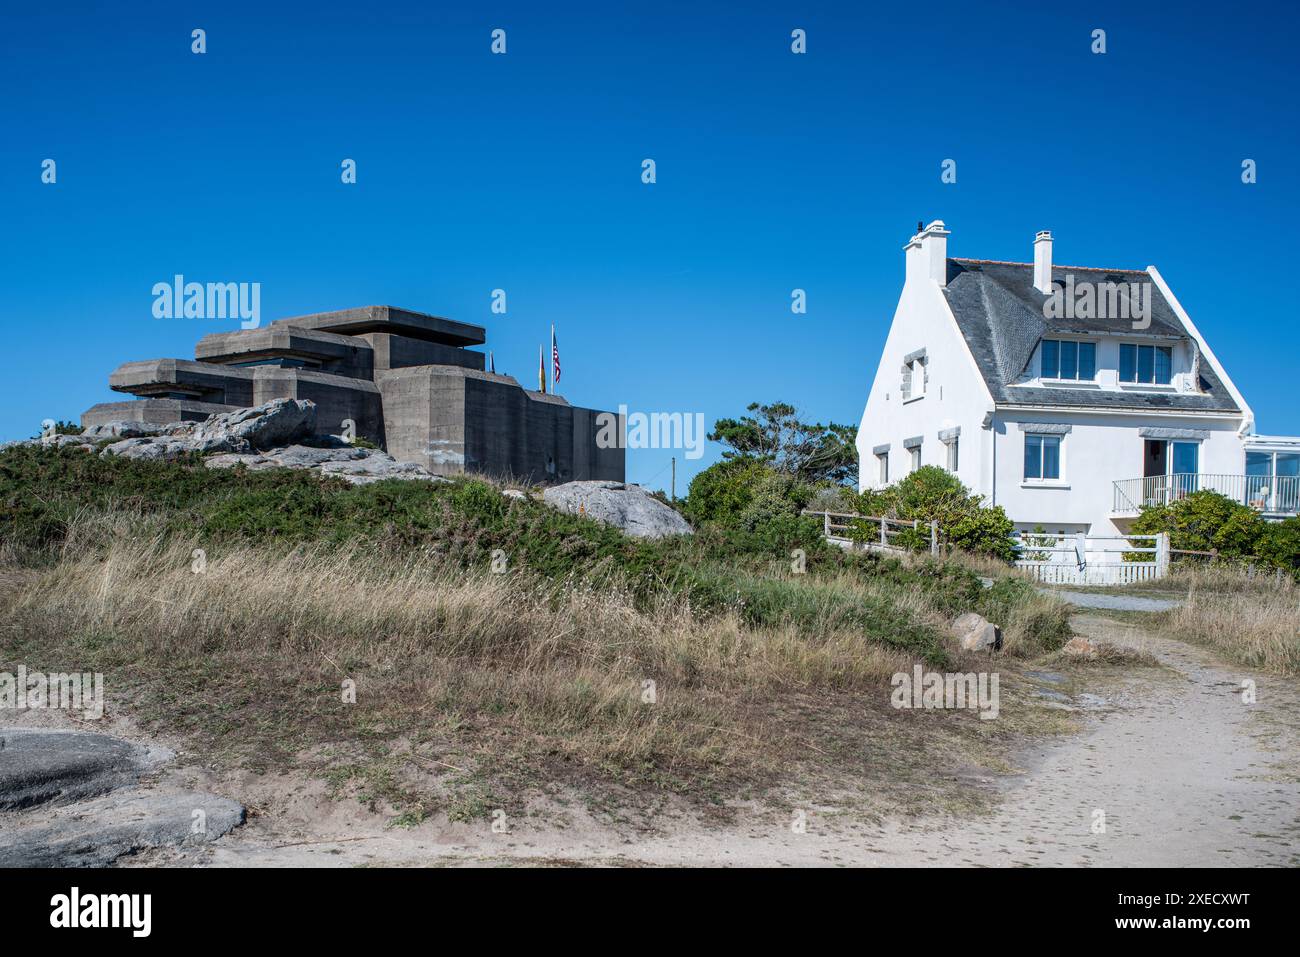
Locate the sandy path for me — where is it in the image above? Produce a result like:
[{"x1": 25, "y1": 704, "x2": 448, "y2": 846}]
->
[{"x1": 143, "y1": 609, "x2": 1298, "y2": 867}]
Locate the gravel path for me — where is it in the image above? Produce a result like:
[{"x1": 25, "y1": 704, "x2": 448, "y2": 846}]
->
[{"x1": 1040, "y1": 588, "x2": 1184, "y2": 612}]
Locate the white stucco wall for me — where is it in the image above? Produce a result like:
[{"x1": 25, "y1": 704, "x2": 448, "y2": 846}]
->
[
  {"x1": 855, "y1": 265, "x2": 992, "y2": 494},
  {"x1": 990, "y1": 410, "x2": 1244, "y2": 536}
]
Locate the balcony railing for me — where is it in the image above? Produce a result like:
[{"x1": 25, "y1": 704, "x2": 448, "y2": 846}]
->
[{"x1": 1112, "y1": 473, "x2": 1300, "y2": 516}]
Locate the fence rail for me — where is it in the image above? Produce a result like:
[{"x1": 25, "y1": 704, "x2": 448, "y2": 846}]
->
[
  {"x1": 803, "y1": 511, "x2": 1172, "y2": 586},
  {"x1": 1113, "y1": 473, "x2": 1300, "y2": 515},
  {"x1": 1010, "y1": 531, "x2": 1168, "y2": 585},
  {"x1": 802, "y1": 511, "x2": 940, "y2": 553}
]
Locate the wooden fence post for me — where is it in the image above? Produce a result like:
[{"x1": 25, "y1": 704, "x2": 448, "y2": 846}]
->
[
  {"x1": 1156, "y1": 532, "x2": 1170, "y2": 578},
  {"x1": 930, "y1": 520, "x2": 938, "y2": 555},
  {"x1": 823, "y1": 512, "x2": 830, "y2": 538},
  {"x1": 879, "y1": 517, "x2": 887, "y2": 546}
]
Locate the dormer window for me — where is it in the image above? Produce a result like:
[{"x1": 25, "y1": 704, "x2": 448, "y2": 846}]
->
[
  {"x1": 1120, "y1": 344, "x2": 1172, "y2": 385},
  {"x1": 1041, "y1": 339, "x2": 1096, "y2": 381}
]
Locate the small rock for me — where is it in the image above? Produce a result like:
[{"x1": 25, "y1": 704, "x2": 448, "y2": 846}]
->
[
  {"x1": 1062, "y1": 636, "x2": 1099, "y2": 660},
  {"x1": 502, "y1": 489, "x2": 528, "y2": 501}
]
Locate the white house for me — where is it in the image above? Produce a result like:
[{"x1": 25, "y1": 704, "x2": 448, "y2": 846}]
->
[{"x1": 856, "y1": 221, "x2": 1300, "y2": 540}]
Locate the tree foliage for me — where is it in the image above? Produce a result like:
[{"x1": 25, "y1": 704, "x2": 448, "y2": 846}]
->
[{"x1": 707, "y1": 401, "x2": 858, "y2": 486}]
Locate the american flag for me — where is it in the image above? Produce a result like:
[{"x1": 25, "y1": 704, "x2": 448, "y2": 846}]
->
[{"x1": 551, "y1": 326, "x2": 561, "y2": 387}]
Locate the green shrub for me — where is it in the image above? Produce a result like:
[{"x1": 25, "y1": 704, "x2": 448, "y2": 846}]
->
[
  {"x1": 1131, "y1": 490, "x2": 1266, "y2": 561},
  {"x1": 847, "y1": 466, "x2": 1015, "y2": 560}
]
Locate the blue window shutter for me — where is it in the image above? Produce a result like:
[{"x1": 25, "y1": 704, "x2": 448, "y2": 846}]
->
[
  {"x1": 1154, "y1": 347, "x2": 1172, "y2": 385},
  {"x1": 1041, "y1": 340, "x2": 1058, "y2": 378},
  {"x1": 1078, "y1": 342, "x2": 1096, "y2": 380},
  {"x1": 1060, "y1": 340, "x2": 1078, "y2": 379}
]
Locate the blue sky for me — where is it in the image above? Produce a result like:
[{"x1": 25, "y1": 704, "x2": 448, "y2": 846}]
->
[{"x1": 3, "y1": 0, "x2": 1297, "y2": 493}]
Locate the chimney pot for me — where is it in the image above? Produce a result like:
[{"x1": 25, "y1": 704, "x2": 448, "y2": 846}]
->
[
  {"x1": 1033, "y1": 230, "x2": 1053, "y2": 294},
  {"x1": 905, "y1": 220, "x2": 951, "y2": 287}
]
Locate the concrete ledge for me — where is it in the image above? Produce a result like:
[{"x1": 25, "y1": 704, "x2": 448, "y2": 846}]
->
[
  {"x1": 272, "y1": 305, "x2": 486, "y2": 348},
  {"x1": 81, "y1": 398, "x2": 240, "y2": 428},
  {"x1": 196, "y1": 325, "x2": 374, "y2": 379},
  {"x1": 109, "y1": 359, "x2": 255, "y2": 406}
]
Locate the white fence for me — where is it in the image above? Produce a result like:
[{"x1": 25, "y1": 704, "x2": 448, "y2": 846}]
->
[
  {"x1": 804, "y1": 511, "x2": 1172, "y2": 587},
  {"x1": 1012, "y1": 532, "x2": 1169, "y2": 586}
]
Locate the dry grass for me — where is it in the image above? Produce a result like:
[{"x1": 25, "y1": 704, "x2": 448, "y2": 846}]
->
[
  {"x1": 0, "y1": 515, "x2": 1072, "y2": 823},
  {"x1": 1164, "y1": 584, "x2": 1300, "y2": 675}
]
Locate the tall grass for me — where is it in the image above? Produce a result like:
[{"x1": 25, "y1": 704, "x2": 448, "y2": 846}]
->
[{"x1": 1165, "y1": 582, "x2": 1300, "y2": 674}]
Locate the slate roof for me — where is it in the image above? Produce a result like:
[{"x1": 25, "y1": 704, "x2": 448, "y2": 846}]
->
[{"x1": 943, "y1": 259, "x2": 1239, "y2": 413}]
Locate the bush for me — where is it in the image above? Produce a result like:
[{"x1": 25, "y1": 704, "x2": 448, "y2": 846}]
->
[
  {"x1": 1131, "y1": 490, "x2": 1266, "y2": 562},
  {"x1": 683, "y1": 457, "x2": 811, "y2": 531},
  {"x1": 847, "y1": 466, "x2": 1015, "y2": 561}
]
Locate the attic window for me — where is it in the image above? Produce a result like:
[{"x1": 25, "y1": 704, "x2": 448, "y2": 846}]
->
[
  {"x1": 901, "y1": 350, "x2": 928, "y2": 401},
  {"x1": 1041, "y1": 339, "x2": 1096, "y2": 380}
]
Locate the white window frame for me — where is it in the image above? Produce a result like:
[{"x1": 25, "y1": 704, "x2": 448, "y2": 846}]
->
[{"x1": 1022, "y1": 432, "x2": 1066, "y2": 485}]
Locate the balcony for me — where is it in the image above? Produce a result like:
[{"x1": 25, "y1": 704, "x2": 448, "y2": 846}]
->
[{"x1": 1112, "y1": 473, "x2": 1300, "y2": 517}]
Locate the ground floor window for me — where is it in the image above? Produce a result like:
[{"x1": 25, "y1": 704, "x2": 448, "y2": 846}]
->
[{"x1": 1024, "y1": 433, "x2": 1061, "y2": 480}]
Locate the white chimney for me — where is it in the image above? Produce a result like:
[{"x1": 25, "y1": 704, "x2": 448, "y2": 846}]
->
[
  {"x1": 1033, "y1": 230, "x2": 1053, "y2": 294},
  {"x1": 904, "y1": 220, "x2": 950, "y2": 287}
]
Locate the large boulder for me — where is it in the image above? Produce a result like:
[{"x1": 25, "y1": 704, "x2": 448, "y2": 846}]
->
[
  {"x1": 951, "y1": 612, "x2": 1002, "y2": 652},
  {"x1": 188, "y1": 398, "x2": 315, "y2": 451},
  {"x1": 95, "y1": 398, "x2": 317, "y2": 461},
  {"x1": 542, "y1": 480, "x2": 693, "y2": 539}
]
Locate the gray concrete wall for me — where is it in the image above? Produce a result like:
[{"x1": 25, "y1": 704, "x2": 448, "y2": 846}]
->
[
  {"x1": 375, "y1": 365, "x2": 624, "y2": 483},
  {"x1": 253, "y1": 368, "x2": 385, "y2": 444},
  {"x1": 358, "y1": 333, "x2": 485, "y2": 373}
]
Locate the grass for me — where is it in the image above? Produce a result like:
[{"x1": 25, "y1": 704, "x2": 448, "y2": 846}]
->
[
  {"x1": 0, "y1": 445, "x2": 1079, "y2": 823},
  {"x1": 1162, "y1": 580, "x2": 1300, "y2": 674}
]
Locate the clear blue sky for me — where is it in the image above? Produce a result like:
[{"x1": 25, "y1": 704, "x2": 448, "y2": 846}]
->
[{"x1": 3, "y1": 0, "x2": 1297, "y2": 493}]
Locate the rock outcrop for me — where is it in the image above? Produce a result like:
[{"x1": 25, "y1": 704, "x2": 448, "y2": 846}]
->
[
  {"x1": 205, "y1": 445, "x2": 445, "y2": 485},
  {"x1": 0, "y1": 729, "x2": 245, "y2": 867},
  {"x1": 542, "y1": 480, "x2": 693, "y2": 539}
]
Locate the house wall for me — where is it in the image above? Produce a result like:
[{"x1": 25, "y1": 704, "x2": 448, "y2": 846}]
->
[
  {"x1": 855, "y1": 267, "x2": 992, "y2": 495},
  {"x1": 992, "y1": 410, "x2": 1244, "y2": 536}
]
